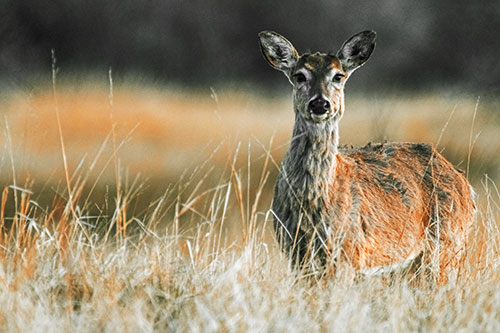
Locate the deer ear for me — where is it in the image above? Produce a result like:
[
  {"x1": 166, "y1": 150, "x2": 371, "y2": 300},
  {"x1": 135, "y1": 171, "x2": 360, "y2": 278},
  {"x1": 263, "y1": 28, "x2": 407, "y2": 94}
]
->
[
  {"x1": 258, "y1": 31, "x2": 298, "y2": 74},
  {"x1": 337, "y1": 30, "x2": 376, "y2": 73}
]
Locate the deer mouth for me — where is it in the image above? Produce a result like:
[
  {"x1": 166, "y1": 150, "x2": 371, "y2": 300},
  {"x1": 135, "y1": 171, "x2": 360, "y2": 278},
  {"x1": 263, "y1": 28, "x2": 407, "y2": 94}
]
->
[
  {"x1": 308, "y1": 108, "x2": 331, "y2": 122},
  {"x1": 310, "y1": 112, "x2": 329, "y2": 122}
]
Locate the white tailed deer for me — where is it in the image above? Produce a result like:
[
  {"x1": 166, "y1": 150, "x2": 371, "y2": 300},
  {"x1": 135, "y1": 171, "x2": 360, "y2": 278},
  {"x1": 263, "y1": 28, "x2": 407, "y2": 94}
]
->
[{"x1": 258, "y1": 30, "x2": 476, "y2": 283}]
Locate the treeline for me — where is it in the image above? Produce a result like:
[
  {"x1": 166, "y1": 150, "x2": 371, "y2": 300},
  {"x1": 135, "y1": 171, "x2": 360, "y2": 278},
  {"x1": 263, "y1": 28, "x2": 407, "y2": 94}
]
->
[{"x1": 1, "y1": 0, "x2": 499, "y2": 93}]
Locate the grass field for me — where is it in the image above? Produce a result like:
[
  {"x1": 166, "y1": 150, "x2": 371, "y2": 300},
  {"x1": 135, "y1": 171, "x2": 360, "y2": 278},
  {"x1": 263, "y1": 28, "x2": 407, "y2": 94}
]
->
[{"x1": 1, "y1": 78, "x2": 500, "y2": 331}]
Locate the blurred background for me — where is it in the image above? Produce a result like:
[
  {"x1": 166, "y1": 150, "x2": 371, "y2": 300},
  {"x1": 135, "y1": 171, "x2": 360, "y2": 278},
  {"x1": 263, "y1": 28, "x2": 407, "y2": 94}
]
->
[
  {"x1": 2, "y1": 0, "x2": 500, "y2": 94},
  {"x1": 0, "y1": 0, "x2": 499, "y2": 223}
]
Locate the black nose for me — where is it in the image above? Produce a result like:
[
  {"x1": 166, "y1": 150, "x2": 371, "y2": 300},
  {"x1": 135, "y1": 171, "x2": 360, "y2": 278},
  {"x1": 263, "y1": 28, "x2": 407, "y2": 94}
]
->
[{"x1": 308, "y1": 98, "x2": 330, "y2": 115}]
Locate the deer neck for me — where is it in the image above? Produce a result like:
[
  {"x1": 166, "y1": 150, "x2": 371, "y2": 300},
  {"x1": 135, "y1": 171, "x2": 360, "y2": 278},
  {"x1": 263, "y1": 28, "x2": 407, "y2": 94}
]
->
[{"x1": 283, "y1": 113, "x2": 339, "y2": 210}]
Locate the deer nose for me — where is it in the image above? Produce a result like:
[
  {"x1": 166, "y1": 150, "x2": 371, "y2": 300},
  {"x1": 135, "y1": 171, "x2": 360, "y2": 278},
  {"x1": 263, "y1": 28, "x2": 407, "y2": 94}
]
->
[{"x1": 308, "y1": 98, "x2": 330, "y2": 115}]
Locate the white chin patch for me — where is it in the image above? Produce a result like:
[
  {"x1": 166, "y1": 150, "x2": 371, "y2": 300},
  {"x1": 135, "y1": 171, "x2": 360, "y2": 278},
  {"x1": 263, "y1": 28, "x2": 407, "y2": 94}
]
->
[{"x1": 310, "y1": 112, "x2": 329, "y2": 122}]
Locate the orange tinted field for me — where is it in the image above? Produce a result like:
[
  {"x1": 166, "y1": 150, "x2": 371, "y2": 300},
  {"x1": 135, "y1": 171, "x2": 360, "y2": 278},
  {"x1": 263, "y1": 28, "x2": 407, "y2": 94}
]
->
[
  {"x1": 2, "y1": 85, "x2": 499, "y2": 201},
  {"x1": 1, "y1": 83, "x2": 500, "y2": 330}
]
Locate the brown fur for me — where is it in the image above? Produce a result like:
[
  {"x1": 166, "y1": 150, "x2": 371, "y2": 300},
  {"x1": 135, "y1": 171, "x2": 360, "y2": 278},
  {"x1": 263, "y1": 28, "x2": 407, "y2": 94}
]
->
[{"x1": 334, "y1": 143, "x2": 475, "y2": 277}]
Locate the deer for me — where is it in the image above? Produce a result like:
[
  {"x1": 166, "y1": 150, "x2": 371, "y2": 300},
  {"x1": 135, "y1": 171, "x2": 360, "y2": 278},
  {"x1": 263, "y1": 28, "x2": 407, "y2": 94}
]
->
[{"x1": 258, "y1": 30, "x2": 476, "y2": 283}]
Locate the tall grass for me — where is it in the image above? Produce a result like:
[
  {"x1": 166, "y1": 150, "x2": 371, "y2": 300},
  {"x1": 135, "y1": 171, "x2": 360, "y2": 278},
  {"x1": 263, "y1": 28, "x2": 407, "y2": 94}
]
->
[{"x1": 0, "y1": 79, "x2": 500, "y2": 331}]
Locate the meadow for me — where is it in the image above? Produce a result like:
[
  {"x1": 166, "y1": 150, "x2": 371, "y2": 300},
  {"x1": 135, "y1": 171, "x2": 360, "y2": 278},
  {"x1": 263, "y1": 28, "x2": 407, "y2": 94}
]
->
[{"x1": 1, "y1": 77, "x2": 500, "y2": 331}]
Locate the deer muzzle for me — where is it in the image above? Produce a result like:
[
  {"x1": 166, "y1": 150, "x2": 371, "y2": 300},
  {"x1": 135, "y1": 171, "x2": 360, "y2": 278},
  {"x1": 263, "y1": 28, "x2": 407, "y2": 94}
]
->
[{"x1": 308, "y1": 98, "x2": 330, "y2": 115}]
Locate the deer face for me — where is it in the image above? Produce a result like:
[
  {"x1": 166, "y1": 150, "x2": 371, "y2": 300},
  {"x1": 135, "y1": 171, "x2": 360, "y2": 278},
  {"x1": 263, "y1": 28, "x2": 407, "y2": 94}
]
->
[
  {"x1": 291, "y1": 53, "x2": 347, "y2": 122},
  {"x1": 259, "y1": 31, "x2": 376, "y2": 123}
]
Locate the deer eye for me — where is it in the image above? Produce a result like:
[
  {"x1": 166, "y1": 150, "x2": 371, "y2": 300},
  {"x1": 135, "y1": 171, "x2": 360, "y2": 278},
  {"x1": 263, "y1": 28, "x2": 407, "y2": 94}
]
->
[
  {"x1": 332, "y1": 73, "x2": 345, "y2": 83},
  {"x1": 293, "y1": 73, "x2": 307, "y2": 83}
]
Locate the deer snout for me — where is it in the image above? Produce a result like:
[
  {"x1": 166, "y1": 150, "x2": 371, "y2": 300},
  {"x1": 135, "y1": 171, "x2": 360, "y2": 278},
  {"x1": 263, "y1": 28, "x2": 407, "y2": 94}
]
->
[{"x1": 308, "y1": 98, "x2": 330, "y2": 115}]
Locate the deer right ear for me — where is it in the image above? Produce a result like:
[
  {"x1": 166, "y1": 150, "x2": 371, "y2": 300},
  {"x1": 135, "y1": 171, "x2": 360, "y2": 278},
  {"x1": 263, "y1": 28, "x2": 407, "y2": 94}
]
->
[
  {"x1": 258, "y1": 31, "x2": 298, "y2": 74},
  {"x1": 337, "y1": 30, "x2": 376, "y2": 73}
]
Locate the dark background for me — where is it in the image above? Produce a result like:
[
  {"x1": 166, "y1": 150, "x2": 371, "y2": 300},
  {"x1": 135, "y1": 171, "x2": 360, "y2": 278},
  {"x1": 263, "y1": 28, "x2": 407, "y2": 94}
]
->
[{"x1": 1, "y1": 0, "x2": 500, "y2": 94}]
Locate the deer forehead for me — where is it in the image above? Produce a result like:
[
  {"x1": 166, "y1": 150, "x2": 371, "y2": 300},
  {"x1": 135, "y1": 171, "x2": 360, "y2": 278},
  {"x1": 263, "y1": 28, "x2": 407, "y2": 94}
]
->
[{"x1": 296, "y1": 53, "x2": 344, "y2": 75}]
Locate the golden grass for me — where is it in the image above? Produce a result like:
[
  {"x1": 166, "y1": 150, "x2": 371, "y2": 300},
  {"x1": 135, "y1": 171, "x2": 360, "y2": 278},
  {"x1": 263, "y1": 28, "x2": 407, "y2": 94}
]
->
[
  {"x1": 2, "y1": 86, "x2": 291, "y2": 180},
  {"x1": 0, "y1": 81, "x2": 500, "y2": 331},
  {"x1": 3, "y1": 86, "x2": 499, "y2": 184}
]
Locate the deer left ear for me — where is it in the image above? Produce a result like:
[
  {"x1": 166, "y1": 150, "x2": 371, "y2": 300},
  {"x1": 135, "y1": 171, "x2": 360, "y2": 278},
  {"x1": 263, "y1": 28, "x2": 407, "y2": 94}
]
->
[
  {"x1": 337, "y1": 30, "x2": 376, "y2": 73},
  {"x1": 258, "y1": 31, "x2": 298, "y2": 75}
]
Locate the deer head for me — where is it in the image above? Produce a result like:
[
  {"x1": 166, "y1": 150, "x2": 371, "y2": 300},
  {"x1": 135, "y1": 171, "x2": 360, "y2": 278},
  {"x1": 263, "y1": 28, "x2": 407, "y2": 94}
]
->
[{"x1": 258, "y1": 30, "x2": 376, "y2": 124}]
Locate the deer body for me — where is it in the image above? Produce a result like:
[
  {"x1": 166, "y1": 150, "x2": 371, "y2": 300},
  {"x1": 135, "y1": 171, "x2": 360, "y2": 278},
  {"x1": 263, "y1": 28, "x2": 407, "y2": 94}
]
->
[{"x1": 259, "y1": 31, "x2": 475, "y2": 280}]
